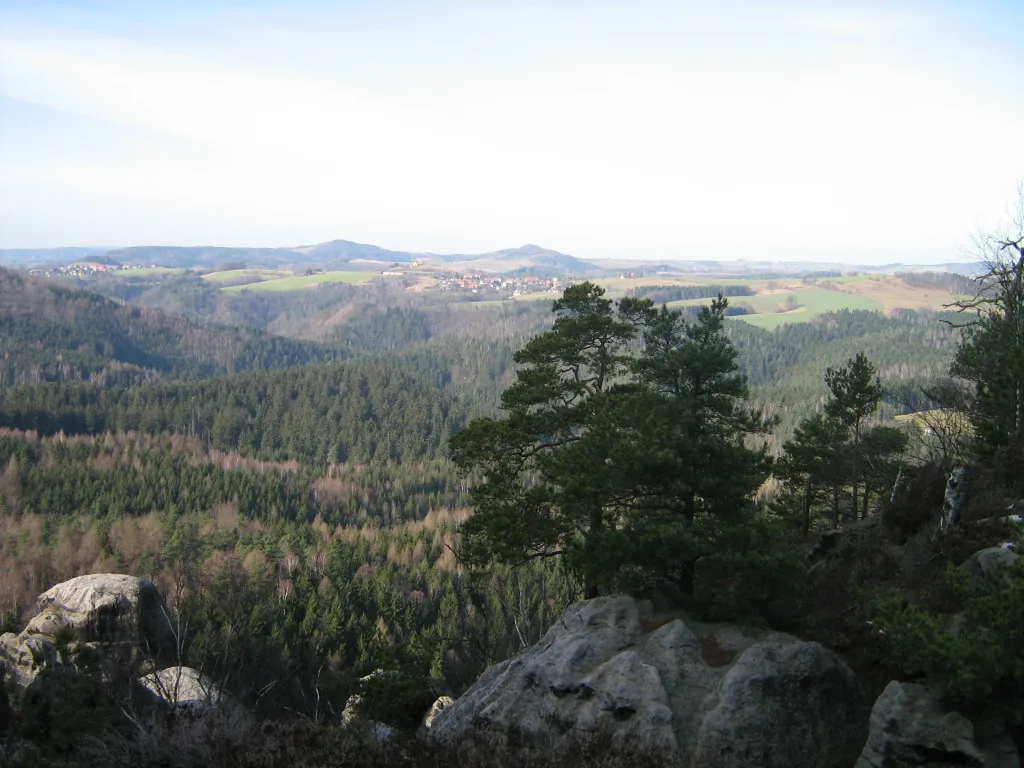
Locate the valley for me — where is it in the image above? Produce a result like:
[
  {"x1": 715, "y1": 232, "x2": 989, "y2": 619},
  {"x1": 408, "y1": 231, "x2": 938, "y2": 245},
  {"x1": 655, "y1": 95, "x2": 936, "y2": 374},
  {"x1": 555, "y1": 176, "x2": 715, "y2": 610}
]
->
[{"x1": 0, "y1": 245, "x2": 1005, "y2": 765}]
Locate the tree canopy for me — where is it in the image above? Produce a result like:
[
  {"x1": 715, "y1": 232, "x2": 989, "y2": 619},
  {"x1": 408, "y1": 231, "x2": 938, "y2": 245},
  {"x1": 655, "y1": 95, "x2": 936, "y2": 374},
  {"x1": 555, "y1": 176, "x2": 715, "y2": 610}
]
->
[
  {"x1": 450, "y1": 283, "x2": 772, "y2": 598},
  {"x1": 950, "y1": 187, "x2": 1024, "y2": 457}
]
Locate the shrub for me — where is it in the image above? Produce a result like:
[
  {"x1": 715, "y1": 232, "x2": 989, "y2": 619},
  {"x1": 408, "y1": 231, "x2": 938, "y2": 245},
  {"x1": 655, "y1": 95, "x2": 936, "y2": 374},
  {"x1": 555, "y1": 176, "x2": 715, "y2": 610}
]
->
[{"x1": 869, "y1": 557, "x2": 1024, "y2": 724}]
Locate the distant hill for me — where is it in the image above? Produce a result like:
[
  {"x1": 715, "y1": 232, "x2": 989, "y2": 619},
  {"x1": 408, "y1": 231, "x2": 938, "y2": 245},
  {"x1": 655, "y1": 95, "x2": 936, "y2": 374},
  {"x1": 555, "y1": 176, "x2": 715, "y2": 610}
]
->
[
  {"x1": 4, "y1": 240, "x2": 608, "y2": 275},
  {"x1": 0, "y1": 247, "x2": 109, "y2": 267},
  {"x1": 0, "y1": 267, "x2": 338, "y2": 385},
  {"x1": 100, "y1": 246, "x2": 301, "y2": 269},
  {"x1": 483, "y1": 244, "x2": 598, "y2": 275},
  {"x1": 292, "y1": 239, "x2": 423, "y2": 265}
]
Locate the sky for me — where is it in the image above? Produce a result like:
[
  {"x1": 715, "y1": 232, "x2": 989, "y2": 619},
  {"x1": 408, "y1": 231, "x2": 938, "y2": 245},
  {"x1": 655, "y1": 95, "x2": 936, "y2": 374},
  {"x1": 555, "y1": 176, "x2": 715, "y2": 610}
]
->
[{"x1": 1, "y1": 1, "x2": 1023, "y2": 263}]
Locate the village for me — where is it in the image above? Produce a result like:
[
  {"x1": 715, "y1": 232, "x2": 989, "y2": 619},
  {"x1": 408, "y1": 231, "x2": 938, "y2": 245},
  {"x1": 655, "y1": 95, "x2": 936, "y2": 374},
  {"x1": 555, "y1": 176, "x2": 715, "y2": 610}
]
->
[
  {"x1": 432, "y1": 271, "x2": 575, "y2": 297},
  {"x1": 29, "y1": 262, "x2": 154, "y2": 278}
]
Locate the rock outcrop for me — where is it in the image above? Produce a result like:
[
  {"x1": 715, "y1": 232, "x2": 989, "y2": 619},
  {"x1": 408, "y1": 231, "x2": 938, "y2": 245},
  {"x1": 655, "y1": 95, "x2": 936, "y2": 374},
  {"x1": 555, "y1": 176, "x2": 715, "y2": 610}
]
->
[
  {"x1": 941, "y1": 466, "x2": 969, "y2": 530},
  {"x1": 855, "y1": 681, "x2": 1019, "y2": 768},
  {"x1": 140, "y1": 666, "x2": 222, "y2": 712},
  {"x1": 964, "y1": 547, "x2": 1019, "y2": 591},
  {"x1": 30, "y1": 573, "x2": 174, "y2": 653},
  {"x1": 0, "y1": 575, "x2": 175, "y2": 696},
  {"x1": 422, "y1": 695, "x2": 454, "y2": 732},
  {"x1": 427, "y1": 595, "x2": 865, "y2": 767}
]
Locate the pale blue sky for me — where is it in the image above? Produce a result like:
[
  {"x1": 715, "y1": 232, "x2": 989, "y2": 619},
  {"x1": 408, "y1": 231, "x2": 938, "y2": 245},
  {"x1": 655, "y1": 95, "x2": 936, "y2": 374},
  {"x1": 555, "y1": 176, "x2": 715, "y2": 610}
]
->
[{"x1": 1, "y1": 1, "x2": 1022, "y2": 262}]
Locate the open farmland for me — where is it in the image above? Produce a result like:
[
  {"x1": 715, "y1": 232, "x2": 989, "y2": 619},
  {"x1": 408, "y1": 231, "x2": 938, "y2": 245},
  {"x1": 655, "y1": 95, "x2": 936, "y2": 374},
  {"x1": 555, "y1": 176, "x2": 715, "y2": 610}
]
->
[
  {"x1": 112, "y1": 267, "x2": 187, "y2": 277},
  {"x1": 580, "y1": 273, "x2": 969, "y2": 328},
  {"x1": 220, "y1": 271, "x2": 376, "y2": 292},
  {"x1": 668, "y1": 288, "x2": 882, "y2": 329},
  {"x1": 201, "y1": 268, "x2": 290, "y2": 284}
]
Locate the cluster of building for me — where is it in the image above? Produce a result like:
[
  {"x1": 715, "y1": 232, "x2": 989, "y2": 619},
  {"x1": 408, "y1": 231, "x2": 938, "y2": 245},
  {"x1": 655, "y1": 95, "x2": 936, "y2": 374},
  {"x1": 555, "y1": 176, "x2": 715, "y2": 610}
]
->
[
  {"x1": 433, "y1": 272, "x2": 573, "y2": 296},
  {"x1": 30, "y1": 263, "x2": 152, "y2": 278}
]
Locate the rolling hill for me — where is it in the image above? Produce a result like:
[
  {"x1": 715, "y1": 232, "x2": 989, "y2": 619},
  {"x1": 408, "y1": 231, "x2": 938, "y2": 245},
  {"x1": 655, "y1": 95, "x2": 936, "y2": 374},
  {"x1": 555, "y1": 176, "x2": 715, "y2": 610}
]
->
[
  {"x1": 99, "y1": 245, "x2": 302, "y2": 269},
  {"x1": 0, "y1": 247, "x2": 110, "y2": 267},
  {"x1": 8, "y1": 240, "x2": 609, "y2": 276},
  {"x1": 0, "y1": 267, "x2": 339, "y2": 385}
]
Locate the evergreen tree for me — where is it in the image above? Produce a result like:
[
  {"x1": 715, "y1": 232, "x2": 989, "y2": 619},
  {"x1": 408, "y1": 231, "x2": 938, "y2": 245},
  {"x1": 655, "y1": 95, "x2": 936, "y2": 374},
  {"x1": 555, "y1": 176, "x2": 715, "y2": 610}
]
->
[
  {"x1": 774, "y1": 414, "x2": 847, "y2": 535},
  {"x1": 451, "y1": 286, "x2": 771, "y2": 599},
  {"x1": 776, "y1": 353, "x2": 903, "y2": 530},
  {"x1": 450, "y1": 282, "x2": 645, "y2": 598},
  {"x1": 950, "y1": 188, "x2": 1024, "y2": 457},
  {"x1": 824, "y1": 353, "x2": 883, "y2": 520},
  {"x1": 620, "y1": 298, "x2": 773, "y2": 595}
]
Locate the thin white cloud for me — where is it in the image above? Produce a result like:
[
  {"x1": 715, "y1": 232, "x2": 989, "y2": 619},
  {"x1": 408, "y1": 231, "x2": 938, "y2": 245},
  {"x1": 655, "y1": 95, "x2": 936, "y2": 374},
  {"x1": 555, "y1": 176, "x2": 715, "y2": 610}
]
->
[
  {"x1": 0, "y1": 7, "x2": 1022, "y2": 262},
  {"x1": 795, "y1": 10, "x2": 917, "y2": 42}
]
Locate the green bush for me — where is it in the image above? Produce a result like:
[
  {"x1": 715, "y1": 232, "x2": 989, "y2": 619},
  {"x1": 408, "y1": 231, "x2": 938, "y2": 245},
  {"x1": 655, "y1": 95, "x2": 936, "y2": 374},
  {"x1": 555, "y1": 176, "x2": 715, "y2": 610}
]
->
[{"x1": 869, "y1": 558, "x2": 1024, "y2": 723}]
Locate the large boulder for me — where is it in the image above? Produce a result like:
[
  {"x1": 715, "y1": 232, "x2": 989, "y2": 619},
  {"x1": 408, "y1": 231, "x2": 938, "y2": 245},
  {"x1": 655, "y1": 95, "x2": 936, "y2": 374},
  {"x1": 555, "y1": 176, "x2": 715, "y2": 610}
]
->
[
  {"x1": 139, "y1": 666, "x2": 223, "y2": 713},
  {"x1": 427, "y1": 595, "x2": 864, "y2": 766},
  {"x1": 855, "y1": 681, "x2": 1019, "y2": 768},
  {"x1": 28, "y1": 574, "x2": 173, "y2": 653},
  {"x1": 692, "y1": 635, "x2": 864, "y2": 767},
  {"x1": 0, "y1": 574, "x2": 174, "y2": 694},
  {"x1": 963, "y1": 548, "x2": 1019, "y2": 591}
]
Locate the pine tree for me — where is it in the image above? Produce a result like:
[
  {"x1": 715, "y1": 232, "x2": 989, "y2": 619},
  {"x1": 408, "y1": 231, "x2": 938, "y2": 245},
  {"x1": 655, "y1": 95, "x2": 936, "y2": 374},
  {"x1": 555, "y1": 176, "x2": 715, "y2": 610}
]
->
[
  {"x1": 824, "y1": 353, "x2": 883, "y2": 520},
  {"x1": 774, "y1": 414, "x2": 847, "y2": 535},
  {"x1": 451, "y1": 286, "x2": 771, "y2": 599},
  {"x1": 949, "y1": 187, "x2": 1024, "y2": 456},
  {"x1": 621, "y1": 298, "x2": 773, "y2": 595},
  {"x1": 450, "y1": 282, "x2": 644, "y2": 598}
]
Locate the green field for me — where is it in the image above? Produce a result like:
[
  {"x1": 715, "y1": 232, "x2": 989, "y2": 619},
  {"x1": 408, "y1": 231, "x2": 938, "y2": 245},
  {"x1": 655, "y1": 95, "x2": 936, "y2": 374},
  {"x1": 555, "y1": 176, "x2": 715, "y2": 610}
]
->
[
  {"x1": 221, "y1": 271, "x2": 376, "y2": 292},
  {"x1": 202, "y1": 269, "x2": 289, "y2": 283},
  {"x1": 113, "y1": 267, "x2": 187, "y2": 277},
  {"x1": 669, "y1": 288, "x2": 882, "y2": 329}
]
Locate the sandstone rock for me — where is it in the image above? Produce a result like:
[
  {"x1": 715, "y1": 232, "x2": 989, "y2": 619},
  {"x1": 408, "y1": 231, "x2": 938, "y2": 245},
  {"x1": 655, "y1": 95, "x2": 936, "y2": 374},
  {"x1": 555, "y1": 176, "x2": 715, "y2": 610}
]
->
[
  {"x1": 964, "y1": 547, "x2": 1019, "y2": 591},
  {"x1": 422, "y1": 695, "x2": 454, "y2": 732},
  {"x1": 140, "y1": 666, "x2": 222, "y2": 712},
  {"x1": 29, "y1": 574, "x2": 173, "y2": 655},
  {"x1": 941, "y1": 467, "x2": 969, "y2": 531},
  {"x1": 693, "y1": 634, "x2": 863, "y2": 768},
  {"x1": 0, "y1": 631, "x2": 64, "y2": 692},
  {"x1": 0, "y1": 574, "x2": 175, "y2": 696},
  {"x1": 855, "y1": 681, "x2": 1019, "y2": 768},
  {"x1": 428, "y1": 595, "x2": 864, "y2": 766}
]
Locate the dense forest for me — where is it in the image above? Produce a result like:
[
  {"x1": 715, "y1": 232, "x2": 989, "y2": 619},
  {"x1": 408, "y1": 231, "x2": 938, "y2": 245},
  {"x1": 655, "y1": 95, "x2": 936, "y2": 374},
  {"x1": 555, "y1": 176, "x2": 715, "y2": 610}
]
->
[{"x1": 0, "y1": 268, "x2": 338, "y2": 385}]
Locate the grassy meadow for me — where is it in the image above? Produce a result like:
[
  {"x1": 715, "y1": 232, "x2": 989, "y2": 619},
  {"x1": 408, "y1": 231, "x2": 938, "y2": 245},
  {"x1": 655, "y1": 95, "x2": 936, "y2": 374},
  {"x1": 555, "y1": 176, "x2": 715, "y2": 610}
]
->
[{"x1": 220, "y1": 271, "x2": 376, "y2": 292}]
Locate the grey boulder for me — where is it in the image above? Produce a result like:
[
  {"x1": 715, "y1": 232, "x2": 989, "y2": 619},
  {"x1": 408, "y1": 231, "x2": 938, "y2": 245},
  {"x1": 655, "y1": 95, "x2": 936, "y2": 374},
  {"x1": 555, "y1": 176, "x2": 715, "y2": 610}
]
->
[
  {"x1": 139, "y1": 666, "x2": 223, "y2": 712},
  {"x1": 428, "y1": 595, "x2": 864, "y2": 767},
  {"x1": 855, "y1": 681, "x2": 1018, "y2": 768}
]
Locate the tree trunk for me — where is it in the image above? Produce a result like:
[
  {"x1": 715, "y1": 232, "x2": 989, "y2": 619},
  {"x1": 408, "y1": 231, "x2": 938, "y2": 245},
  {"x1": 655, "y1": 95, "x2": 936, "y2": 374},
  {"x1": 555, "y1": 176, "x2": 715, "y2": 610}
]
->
[
  {"x1": 851, "y1": 425, "x2": 860, "y2": 521},
  {"x1": 679, "y1": 561, "x2": 696, "y2": 598},
  {"x1": 680, "y1": 491, "x2": 697, "y2": 596},
  {"x1": 584, "y1": 506, "x2": 603, "y2": 600},
  {"x1": 802, "y1": 476, "x2": 812, "y2": 538}
]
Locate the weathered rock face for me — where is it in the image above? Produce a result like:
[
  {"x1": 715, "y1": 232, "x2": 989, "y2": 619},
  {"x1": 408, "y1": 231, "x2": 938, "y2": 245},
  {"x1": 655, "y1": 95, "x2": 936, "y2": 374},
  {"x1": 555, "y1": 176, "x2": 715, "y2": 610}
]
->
[
  {"x1": 964, "y1": 547, "x2": 1019, "y2": 591},
  {"x1": 855, "y1": 681, "x2": 1019, "y2": 768},
  {"x1": 140, "y1": 666, "x2": 222, "y2": 712},
  {"x1": 692, "y1": 635, "x2": 864, "y2": 767},
  {"x1": 941, "y1": 467, "x2": 969, "y2": 530},
  {"x1": 427, "y1": 595, "x2": 865, "y2": 767},
  {"x1": 422, "y1": 695, "x2": 455, "y2": 732},
  {"x1": 30, "y1": 573, "x2": 173, "y2": 653},
  {"x1": 0, "y1": 574, "x2": 174, "y2": 694}
]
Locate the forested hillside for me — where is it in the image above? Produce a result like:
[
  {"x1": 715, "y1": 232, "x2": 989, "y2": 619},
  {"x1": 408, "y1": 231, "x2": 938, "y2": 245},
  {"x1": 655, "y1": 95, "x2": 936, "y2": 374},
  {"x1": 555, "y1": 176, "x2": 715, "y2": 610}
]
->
[
  {"x1": 732, "y1": 309, "x2": 959, "y2": 435},
  {"x1": 0, "y1": 267, "x2": 338, "y2": 385},
  {"x1": 0, "y1": 362, "x2": 465, "y2": 466}
]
